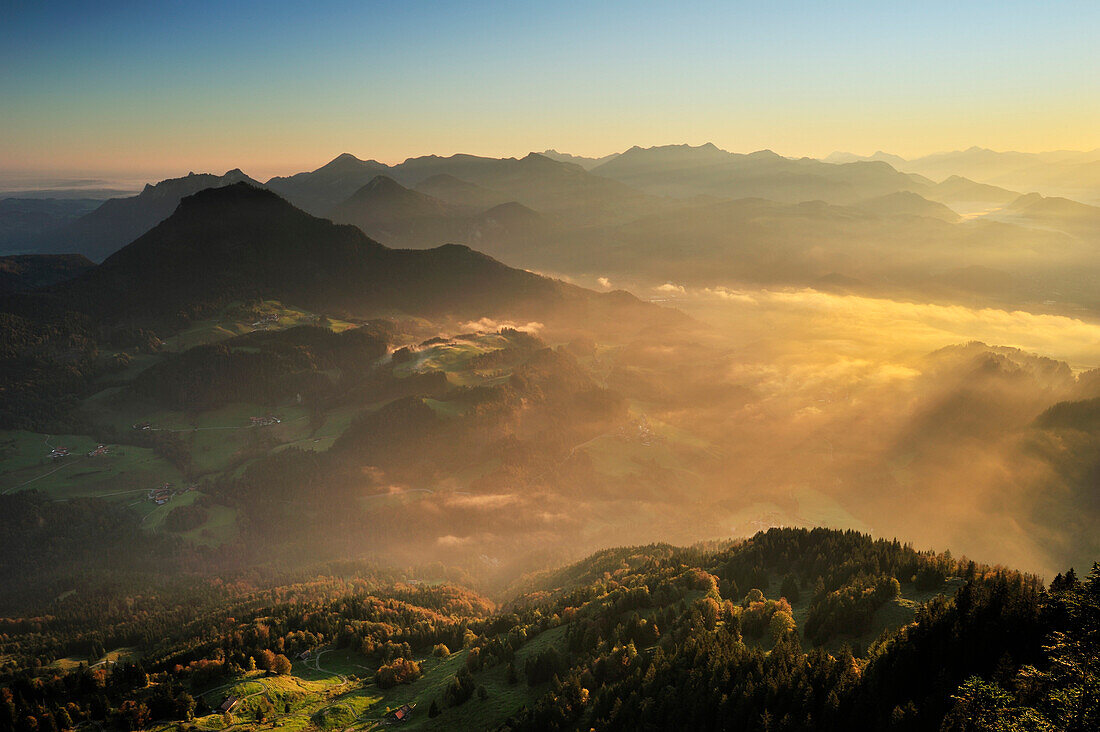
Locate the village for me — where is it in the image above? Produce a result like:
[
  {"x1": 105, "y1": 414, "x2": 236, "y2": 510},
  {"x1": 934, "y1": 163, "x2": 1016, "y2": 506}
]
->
[
  {"x1": 147, "y1": 482, "x2": 195, "y2": 506},
  {"x1": 48, "y1": 443, "x2": 109, "y2": 460},
  {"x1": 618, "y1": 414, "x2": 657, "y2": 447}
]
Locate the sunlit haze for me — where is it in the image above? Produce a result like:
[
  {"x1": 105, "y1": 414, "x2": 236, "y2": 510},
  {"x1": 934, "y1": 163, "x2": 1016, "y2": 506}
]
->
[{"x1": 2, "y1": 3, "x2": 1100, "y2": 729}]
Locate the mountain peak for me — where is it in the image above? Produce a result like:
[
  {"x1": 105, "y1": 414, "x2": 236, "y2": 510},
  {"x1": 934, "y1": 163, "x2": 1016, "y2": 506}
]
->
[
  {"x1": 362, "y1": 174, "x2": 408, "y2": 193},
  {"x1": 314, "y1": 152, "x2": 385, "y2": 173}
]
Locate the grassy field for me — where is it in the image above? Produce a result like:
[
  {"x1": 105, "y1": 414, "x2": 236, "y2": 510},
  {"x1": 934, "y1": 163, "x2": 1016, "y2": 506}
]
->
[
  {"x1": 181, "y1": 628, "x2": 570, "y2": 731},
  {"x1": 48, "y1": 646, "x2": 140, "y2": 671},
  {"x1": 183, "y1": 649, "x2": 385, "y2": 732},
  {"x1": 392, "y1": 331, "x2": 525, "y2": 389},
  {"x1": 778, "y1": 575, "x2": 964, "y2": 655},
  {"x1": 370, "y1": 625, "x2": 568, "y2": 730},
  {"x1": 160, "y1": 301, "x2": 356, "y2": 353},
  {"x1": 0, "y1": 430, "x2": 185, "y2": 500}
]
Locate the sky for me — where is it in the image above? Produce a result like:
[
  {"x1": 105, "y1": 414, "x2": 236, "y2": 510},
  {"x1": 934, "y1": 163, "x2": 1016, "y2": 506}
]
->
[{"x1": 3, "y1": 0, "x2": 1099, "y2": 182}]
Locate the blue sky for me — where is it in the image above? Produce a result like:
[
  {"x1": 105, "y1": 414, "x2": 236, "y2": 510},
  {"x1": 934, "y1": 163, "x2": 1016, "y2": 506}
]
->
[{"x1": 2, "y1": 1, "x2": 1098, "y2": 179}]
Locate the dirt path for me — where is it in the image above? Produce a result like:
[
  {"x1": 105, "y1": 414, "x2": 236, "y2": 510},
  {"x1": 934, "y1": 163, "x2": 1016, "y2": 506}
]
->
[
  {"x1": 2, "y1": 436, "x2": 89, "y2": 494},
  {"x1": 312, "y1": 649, "x2": 348, "y2": 683}
]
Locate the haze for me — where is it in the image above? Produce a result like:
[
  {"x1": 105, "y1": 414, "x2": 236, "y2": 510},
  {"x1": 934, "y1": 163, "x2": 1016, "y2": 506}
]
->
[{"x1": 5, "y1": 4, "x2": 1100, "y2": 729}]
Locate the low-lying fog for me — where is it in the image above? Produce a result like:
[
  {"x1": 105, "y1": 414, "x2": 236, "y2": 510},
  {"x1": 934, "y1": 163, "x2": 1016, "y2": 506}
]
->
[{"x1": 594, "y1": 285, "x2": 1100, "y2": 579}]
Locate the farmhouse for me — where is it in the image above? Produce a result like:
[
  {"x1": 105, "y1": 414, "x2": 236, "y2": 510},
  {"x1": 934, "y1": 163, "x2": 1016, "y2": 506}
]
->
[
  {"x1": 132, "y1": 422, "x2": 151, "y2": 430},
  {"x1": 386, "y1": 704, "x2": 414, "y2": 723},
  {"x1": 148, "y1": 483, "x2": 174, "y2": 504},
  {"x1": 218, "y1": 696, "x2": 240, "y2": 713},
  {"x1": 49, "y1": 447, "x2": 70, "y2": 459},
  {"x1": 87, "y1": 444, "x2": 108, "y2": 457}
]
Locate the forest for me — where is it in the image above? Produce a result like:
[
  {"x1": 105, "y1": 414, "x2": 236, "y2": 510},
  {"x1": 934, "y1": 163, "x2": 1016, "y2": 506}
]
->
[{"x1": 0, "y1": 528, "x2": 1096, "y2": 731}]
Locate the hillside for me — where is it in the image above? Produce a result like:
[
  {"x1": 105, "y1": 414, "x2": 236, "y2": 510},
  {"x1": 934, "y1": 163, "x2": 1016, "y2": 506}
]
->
[
  {"x1": 0, "y1": 528, "x2": 1094, "y2": 731},
  {"x1": 0, "y1": 253, "x2": 94, "y2": 294}
]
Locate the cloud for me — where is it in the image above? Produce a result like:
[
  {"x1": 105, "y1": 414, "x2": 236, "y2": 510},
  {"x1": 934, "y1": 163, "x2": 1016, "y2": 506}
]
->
[
  {"x1": 688, "y1": 285, "x2": 1100, "y2": 370},
  {"x1": 655, "y1": 282, "x2": 685, "y2": 294},
  {"x1": 444, "y1": 493, "x2": 518, "y2": 508},
  {"x1": 703, "y1": 286, "x2": 757, "y2": 304},
  {"x1": 597, "y1": 276, "x2": 613, "y2": 289},
  {"x1": 459, "y1": 317, "x2": 544, "y2": 334}
]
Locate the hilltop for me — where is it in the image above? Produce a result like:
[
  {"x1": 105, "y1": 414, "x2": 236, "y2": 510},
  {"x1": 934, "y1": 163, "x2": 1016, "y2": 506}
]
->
[{"x1": 32, "y1": 169, "x2": 262, "y2": 262}]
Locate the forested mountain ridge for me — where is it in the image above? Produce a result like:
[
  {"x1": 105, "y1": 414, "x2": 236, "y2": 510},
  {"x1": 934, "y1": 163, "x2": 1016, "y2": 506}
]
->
[
  {"x1": 0, "y1": 254, "x2": 94, "y2": 294},
  {"x1": 0, "y1": 528, "x2": 1095, "y2": 731}
]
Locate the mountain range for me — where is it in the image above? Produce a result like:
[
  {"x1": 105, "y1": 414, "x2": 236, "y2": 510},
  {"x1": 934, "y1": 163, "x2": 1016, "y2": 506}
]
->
[
  {"x1": 827, "y1": 146, "x2": 1100, "y2": 203},
  {"x1": 329, "y1": 174, "x2": 551, "y2": 250},
  {"x1": 4, "y1": 144, "x2": 1099, "y2": 318},
  {"x1": 38, "y1": 182, "x2": 666, "y2": 329}
]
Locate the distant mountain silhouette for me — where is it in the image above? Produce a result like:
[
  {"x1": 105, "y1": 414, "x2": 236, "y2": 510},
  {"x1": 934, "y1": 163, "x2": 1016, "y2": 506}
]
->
[
  {"x1": 591, "y1": 143, "x2": 928, "y2": 203},
  {"x1": 824, "y1": 150, "x2": 908, "y2": 168},
  {"x1": 332, "y1": 175, "x2": 454, "y2": 222},
  {"x1": 0, "y1": 198, "x2": 102, "y2": 252},
  {"x1": 926, "y1": 175, "x2": 1019, "y2": 206},
  {"x1": 389, "y1": 152, "x2": 657, "y2": 223},
  {"x1": 265, "y1": 151, "x2": 659, "y2": 225},
  {"x1": 330, "y1": 176, "x2": 553, "y2": 253},
  {"x1": 997, "y1": 192, "x2": 1100, "y2": 236},
  {"x1": 840, "y1": 147, "x2": 1100, "y2": 202},
  {"x1": 0, "y1": 254, "x2": 94, "y2": 295},
  {"x1": 34, "y1": 169, "x2": 260, "y2": 261},
  {"x1": 512, "y1": 194, "x2": 1078, "y2": 308},
  {"x1": 46, "y1": 183, "x2": 670, "y2": 328},
  {"x1": 854, "y1": 191, "x2": 960, "y2": 222},
  {"x1": 1005, "y1": 192, "x2": 1100, "y2": 218},
  {"x1": 413, "y1": 174, "x2": 509, "y2": 209},
  {"x1": 329, "y1": 175, "x2": 462, "y2": 247},
  {"x1": 265, "y1": 153, "x2": 390, "y2": 215},
  {"x1": 466, "y1": 202, "x2": 551, "y2": 254},
  {"x1": 540, "y1": 149, "x2": 622, "y2": 170}
]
